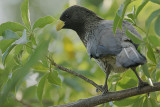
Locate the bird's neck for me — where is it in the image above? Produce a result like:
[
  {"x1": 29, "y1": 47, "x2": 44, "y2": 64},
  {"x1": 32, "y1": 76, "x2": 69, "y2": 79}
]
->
[{"x1": 76, "y1": 17, "x2": 103, "y2": 45}]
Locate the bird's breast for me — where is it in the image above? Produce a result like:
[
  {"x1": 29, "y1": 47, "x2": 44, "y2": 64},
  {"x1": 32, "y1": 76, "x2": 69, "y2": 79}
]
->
[{"x1": 95, "y1": 56, "x2": 126, "y2": 73}]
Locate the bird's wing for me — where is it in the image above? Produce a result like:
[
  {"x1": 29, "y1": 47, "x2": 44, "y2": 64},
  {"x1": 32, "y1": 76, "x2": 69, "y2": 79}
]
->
[{"x1": 87, "y1": 22, "x2": 122, "y2": 59}]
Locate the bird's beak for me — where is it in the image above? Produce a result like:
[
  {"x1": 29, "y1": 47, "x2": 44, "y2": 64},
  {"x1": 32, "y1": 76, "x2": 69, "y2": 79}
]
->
[{"x1": 56, "y1": 20, "x2": 65, "y2": 31}]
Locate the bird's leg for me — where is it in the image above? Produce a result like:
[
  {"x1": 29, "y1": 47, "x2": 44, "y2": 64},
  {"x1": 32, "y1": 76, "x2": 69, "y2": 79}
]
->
[
  {"x1": 131, "y1": 68, "x2": 149, "y2": 88},
  {"x1": 102, "y1": 70, "x2": 111, "y2": 95}
]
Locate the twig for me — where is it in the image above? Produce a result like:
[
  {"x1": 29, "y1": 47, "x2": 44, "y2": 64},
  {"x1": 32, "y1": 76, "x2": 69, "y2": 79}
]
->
[
  {"x1": 53, "y1": 82, "x2": 160, "y2": 107},
  {"x1": 46, "y1": 56, "x2": 103, "y2": 92}
]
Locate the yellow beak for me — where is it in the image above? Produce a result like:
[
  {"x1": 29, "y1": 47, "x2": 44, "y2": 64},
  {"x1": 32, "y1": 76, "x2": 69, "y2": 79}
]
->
[{"x1": 56, "y1": 20, "x2": 65, "y2": 31}]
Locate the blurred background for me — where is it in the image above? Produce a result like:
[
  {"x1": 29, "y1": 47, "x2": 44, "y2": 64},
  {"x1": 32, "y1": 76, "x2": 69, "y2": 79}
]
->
[{"x1": 0, "y1": 0, "x2": 160, "y2": 107}]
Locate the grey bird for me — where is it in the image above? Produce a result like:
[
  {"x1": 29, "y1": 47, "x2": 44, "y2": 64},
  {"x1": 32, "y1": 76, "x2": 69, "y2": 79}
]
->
[{"x1": 56, "y1": 5, "x2": 148, "y2": 94}]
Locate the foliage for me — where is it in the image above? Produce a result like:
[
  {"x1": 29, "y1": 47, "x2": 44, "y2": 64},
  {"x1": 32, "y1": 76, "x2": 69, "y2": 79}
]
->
[{"x1": 0, "y1": 0, "x2": 160, "y2": 106}]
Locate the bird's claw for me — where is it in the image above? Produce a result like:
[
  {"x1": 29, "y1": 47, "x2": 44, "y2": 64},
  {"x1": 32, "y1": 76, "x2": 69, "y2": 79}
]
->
[
  {"x1": 102, "y1": 89, "x2": 108, "y2": 96},
  {"x1": 96, "y1": 85, "x2": 103, "y2": 92},
  {"x1": 96, "y1": 85, "x2": 108, "y2": 95},
  {"x1": 138, "y1": 81, "x2": 149, "y2": 89}
]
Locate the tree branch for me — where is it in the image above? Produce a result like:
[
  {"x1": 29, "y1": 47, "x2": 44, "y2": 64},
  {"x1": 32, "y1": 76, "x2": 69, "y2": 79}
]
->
[
  {"x1": 53, "y1": 82, "x2": 160, "y2": 107},
  {"x1": 46, "y1": 56, "x2": 103, "y2": 92}
]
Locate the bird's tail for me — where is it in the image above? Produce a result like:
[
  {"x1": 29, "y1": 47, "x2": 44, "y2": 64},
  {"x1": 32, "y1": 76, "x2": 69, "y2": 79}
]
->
[{"x1": 116, "y1": 47, "x2": 146, "y2": 68}]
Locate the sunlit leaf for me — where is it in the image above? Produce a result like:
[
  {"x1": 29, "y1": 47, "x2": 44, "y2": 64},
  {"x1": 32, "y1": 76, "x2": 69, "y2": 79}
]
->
[
  {"x1": 149, "y1": 0, "x2": 160, "y2": 4},
  {"x1": 156, "y1": 69, "x2": 160, "y2": 81},
  {"x1": 135, "y1": 0, "x2": 149, "y2": 18},
  {"x1": 2, "y1": 30, "x2": 19, "y2": 40},
  {"x1": 124, "y1": 18, "x2": 135, "y2": 24},
  {"x1": 147, "y1": 43, "x2": 156, "y2": 64},
  {"x1": 127, "y1": 13, "x2": 135, "y2": 22},
  {"x1": 33, "y1": 16, "x2": 55, "y2": 30},
  {"x1": 48, "y1": 70, "x2": 61, "y2": 86},
  {"x1": 154, "y1": 16, "x2": 160, "y2": 36},
  {"x1": 21, "y1": 0, "x2": 31, "y2": 30},
  {"x1": 148, "y1": 35, "x2": 160, "y2": 47},
  {"x1": 142, "y1": 63, "x2": 150, "y2": 78},
  {"x1": 0, "y1": 22, "x2": 26, "y2": 35},
  {"x1": 32, "y1": 61, "x2": 49, "y2": 71},
  {"x1": 37, "y1": 74, "x2": 48, "y2": 102},
  {"x1": 125, "y1": 28, "x2": 143, "y2": 44},
  {"x1": 146, "y1": 9, "x2": 160, "y2": 30},
  {"x1": 2, "y1": 44, "x2": 16, "y2": 65}
]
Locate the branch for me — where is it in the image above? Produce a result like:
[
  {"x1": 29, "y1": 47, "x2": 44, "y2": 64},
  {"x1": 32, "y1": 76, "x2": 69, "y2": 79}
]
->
[
  {"x1": 46, "y1": 56, "x2": 103, "y2": 92},
  {"x1": 53, "y1": 82, "x2": 160, "y2": 107}
]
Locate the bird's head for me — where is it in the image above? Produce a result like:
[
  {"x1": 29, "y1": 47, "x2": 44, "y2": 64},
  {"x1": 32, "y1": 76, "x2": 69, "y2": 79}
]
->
[{"x1": 56, "y1": 5, "x2": 102, "y2": 33}]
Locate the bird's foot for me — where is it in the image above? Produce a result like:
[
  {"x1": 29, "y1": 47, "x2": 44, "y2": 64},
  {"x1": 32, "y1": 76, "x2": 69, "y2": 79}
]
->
[
  {"x1": 96, "y1": 85, "x2": 103, "y2": 92},
  {"x1": 138, "y1": 81, "x2": 149, "y2": 89},
  {"x1": 102, "y1": 89, "x2": 108, "y2": 96},
  {"x1": 96, "y1": 85, "x2": 108, "y2": 96}
]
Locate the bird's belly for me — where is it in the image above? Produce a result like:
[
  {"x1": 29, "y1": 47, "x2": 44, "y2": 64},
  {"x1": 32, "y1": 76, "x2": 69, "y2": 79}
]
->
[{"x1": 95, "y1": 56, "x2": 126, "y2": 73}]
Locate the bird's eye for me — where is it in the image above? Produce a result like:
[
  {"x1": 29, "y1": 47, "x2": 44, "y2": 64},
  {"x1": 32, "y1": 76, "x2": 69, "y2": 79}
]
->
[{"x1": 65, "y1": 14, "x2": 70, "y2": 19}]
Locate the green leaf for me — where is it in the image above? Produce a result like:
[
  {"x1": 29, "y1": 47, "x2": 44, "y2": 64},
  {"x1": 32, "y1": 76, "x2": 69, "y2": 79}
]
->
[
  {"x1": 147, "y1": 43, "x2": 156, "y2": 64},
  {"x1": 125, "y1": 28, "x2": 143, "y2": 44},
  {"x1": 146, "y1": 9, "x2": 160, "y2": 30},
  {"x1": 148, "y1": 35, "x2": 160, "y2": 47},
  {"x1": 48, "y1": 70, "x2": 61, "y2": 86},
  {"x1": 14, "y1": 44, "x2": 23, "y2": 55},
  {"x1": 143, "y1": 97, "x2": 153, "y2": 107},
  {"x1": 135, "y1": 0, "x2": 149, "y2": 18},
  {"x1": 154, "y1": 16, "x2": 160, "y2": 36},
  {"x1": 127, "y1": 13, "x2": 135, "y2": 22},
  {"x1": 2, "y1": 30, "x2": 19, "y2": 40},
  {"x1": 31, "y1": 35, "x2": 37, "y2": 45},
  {"x1": 0, "y1": 39, "x2": 15, "y2": 53},
  {"x1": 33, "y1": 16, "x2": 55, "y2": 30},
  {"x1": 21, "y1": 0, "x2": 31, "y2": 30},
  {"x1": 0, "y1": 38, "x2": 50, "y2": 105},
  {"x1": 64, "y1": 78, "x2": 84, "y2": 92},
  {"x1": 113, "y1": 14, "x2": 121, "y2": 34},
  {"x1": 132, "y1": 97, "x2": 144, "y2": 107},
  {"x1": 114, "y1": 96, "x2": 139, "y2": 106},
  {"x1": 142, "y1": 63, "x2": 150, "y2": 78},
  {"x1": 0, "y1": 22, "x2": 26, "y2": 35},
  {"x1": 149, "y1": 0, "x2": 160, "y2": 4},
  {"x1": 113, "y1": 0, "x2": 131, "y2": 34},
  {"x1": 32, "y1": 61, "x2": 49, "y2": 71},
  {"x1": 37, "y1": 74, "x2": 48, "y2": 102},
  {"x1": 25, "y1": 42, "x2": 33, "y2": 54},
  {"x1": 1, "y1": 29, "x2": 28, "y2": 65},
  {"x1": 14, "y1": 29, "x2": 28, "y2": 44},
  {"x1": 104, "y1": 103, "x2": 112, "y2": 107},
  {"x1": 2, "y1": 44, "x2": 16, "y2": 65}
]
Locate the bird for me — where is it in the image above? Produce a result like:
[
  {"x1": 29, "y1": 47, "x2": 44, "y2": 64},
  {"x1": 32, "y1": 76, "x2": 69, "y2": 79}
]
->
[{"x1": 56, "y1": 5, "x2": 148, "y2": 94}]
